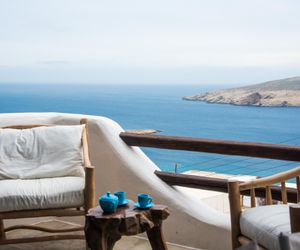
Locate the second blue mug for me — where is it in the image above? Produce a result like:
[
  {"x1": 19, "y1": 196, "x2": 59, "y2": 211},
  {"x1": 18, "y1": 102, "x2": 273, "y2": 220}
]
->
[
  {"x1": 114, "y1": 191, "x2": 126, "y2": 206},
  {"x1": 137, "y1": 193, "x2": 152, "y2": 208}
]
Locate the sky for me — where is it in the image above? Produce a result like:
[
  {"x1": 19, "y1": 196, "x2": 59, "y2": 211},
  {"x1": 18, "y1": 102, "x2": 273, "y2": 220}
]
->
[{"x1": 0, "y1": 0, "x2": 299, "y2": 85}]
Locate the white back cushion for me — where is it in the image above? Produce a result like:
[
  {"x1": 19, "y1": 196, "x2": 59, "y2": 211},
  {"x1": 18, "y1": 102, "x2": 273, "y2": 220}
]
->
[{"x1": 0, "y1": 125, "x2": 85, "y2": 179}]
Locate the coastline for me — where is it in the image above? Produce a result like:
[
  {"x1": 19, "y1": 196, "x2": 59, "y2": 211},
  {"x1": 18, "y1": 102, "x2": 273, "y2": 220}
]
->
[
  {"x1": 183, "y1": 97, "x2": 300, "y2": 108},
  {"x1": 183, "y1": 90, "x2": 300, "y2": 107},
  {"x1": 183, "y1": 76, "x2": 300, "y2": 107}
]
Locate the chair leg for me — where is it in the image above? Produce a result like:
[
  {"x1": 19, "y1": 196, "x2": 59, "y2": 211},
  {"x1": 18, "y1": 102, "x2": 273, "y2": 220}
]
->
[
  {"x1": 228, "y1": 181, "x2": 242, "y2": 250},
  {"x1": 0, "y1": 219, "x2": 5, "y2": 240},
  {"x1": 290, "y1": 204, "x2": 300, "y2": 233}
]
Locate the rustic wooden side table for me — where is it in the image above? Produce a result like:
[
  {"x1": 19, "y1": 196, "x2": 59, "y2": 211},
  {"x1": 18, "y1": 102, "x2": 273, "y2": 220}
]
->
[{"x1": 85, "y1": 200, "x2": 170, "y2": 250}]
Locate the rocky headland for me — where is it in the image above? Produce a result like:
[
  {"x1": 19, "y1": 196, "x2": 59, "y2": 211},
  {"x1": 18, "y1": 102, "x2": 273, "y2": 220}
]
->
[{"x1": 183, "y1": 76, "x2": 300, "y2": 107}]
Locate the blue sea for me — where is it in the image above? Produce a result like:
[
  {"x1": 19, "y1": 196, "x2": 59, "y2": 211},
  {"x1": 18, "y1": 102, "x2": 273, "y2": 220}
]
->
[{"x1": 1, "y1": 83, "x2": 300, "y2": 177}]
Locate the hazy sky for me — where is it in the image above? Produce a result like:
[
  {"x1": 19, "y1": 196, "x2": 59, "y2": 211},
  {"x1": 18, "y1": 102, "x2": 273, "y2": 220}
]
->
[{"x1": 0, "y1": 0, "x2": 299, "y2": 85}]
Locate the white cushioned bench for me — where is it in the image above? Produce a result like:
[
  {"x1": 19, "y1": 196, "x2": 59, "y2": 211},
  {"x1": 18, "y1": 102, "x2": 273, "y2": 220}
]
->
[
  {"x1": 0, "y1": 177, "x2": 84, "y2": 212},
  {"x1": 240, "y1": 204, "x2": 290, "y2": 250},
  {"x1": 0, "y1": 120, "x2": 95, "y2": 246},
  {"x1": 0, "y1": 125, "x2": 85, "y2": 212}
]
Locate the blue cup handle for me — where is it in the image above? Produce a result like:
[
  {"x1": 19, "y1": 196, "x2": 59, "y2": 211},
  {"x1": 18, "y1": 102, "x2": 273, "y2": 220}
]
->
[{"x1": 148, "y1": 197, "x2": 152, "y2": 204}]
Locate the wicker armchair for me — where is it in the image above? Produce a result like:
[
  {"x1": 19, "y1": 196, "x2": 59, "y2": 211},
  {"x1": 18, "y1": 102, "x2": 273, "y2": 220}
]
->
[
  {"x1": 228, "y1": 166, "x2": 300, "y2": 250},
  {"x1": 0, "y1": 118, "x2": 95, "y2": 245}
]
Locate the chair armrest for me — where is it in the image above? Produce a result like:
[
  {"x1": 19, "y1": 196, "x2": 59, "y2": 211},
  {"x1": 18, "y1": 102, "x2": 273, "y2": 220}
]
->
[
  {"x1": 240, "y1": 166, "x2": 300, "y2": 191},
  {"x1": 85, "y1": 165, "x2": 94, "y2": 172},
  {"x1": 84, "y1": 165, "x2": 96, "y2": 211}
]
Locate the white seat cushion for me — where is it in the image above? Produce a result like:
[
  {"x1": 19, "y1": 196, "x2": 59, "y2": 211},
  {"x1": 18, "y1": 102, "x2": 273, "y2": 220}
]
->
[
  {"x1": 279, "y1": 232, "x2": 300, "y2": 250},
  {"x1": 0, "y1": 177, "x2": 85, "y2": 212},
  {"x1": 0, "y1": 125, "x2": 85, "y2": 179},
  {"x1": 240, "y1": 204, "x2": 290, "y2": 250}
]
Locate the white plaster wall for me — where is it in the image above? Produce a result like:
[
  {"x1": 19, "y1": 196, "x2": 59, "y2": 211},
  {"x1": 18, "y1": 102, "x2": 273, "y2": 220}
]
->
[{"x1": 0, "y1": 113, "x2": 231, "y2": 250}]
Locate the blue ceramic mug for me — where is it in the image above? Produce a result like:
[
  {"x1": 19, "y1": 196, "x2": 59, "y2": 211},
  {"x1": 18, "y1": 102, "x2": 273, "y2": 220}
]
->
[
  {"x1": 137, "y1": 193, "x2": 152, "y2": 208},
  {"x1": 114, "y1": 191, "x2": 126, "y2": 205}
]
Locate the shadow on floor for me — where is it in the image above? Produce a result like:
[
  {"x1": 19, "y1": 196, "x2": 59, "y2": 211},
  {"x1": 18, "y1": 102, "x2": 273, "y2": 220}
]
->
[{"x1": 0, "y1": 220, "x2": 201, "y2": 250}]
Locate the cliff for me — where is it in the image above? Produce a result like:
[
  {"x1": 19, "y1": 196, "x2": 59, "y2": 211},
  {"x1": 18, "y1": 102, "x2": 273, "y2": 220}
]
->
[{"x1": 183, "y1": 76, "x2": 300, "y2": 107}]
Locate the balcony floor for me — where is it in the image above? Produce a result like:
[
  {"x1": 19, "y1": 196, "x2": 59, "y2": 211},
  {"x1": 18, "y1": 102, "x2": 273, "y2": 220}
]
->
[{"x1": 0, "y1": 220, "x2": 201, "y2": 250}]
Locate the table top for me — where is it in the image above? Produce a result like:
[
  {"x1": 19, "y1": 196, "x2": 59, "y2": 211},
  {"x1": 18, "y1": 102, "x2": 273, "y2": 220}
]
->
[
  {"x1": 87, "y1": 200, "x2": 169, "y2": 220},
  {"x1": 86, "y1": 200, "x2": 170, "y2": 236}
]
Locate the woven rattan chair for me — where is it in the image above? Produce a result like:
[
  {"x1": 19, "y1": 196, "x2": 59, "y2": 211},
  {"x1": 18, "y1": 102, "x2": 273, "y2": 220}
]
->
[{"x1": 0, "y1": 118, "x2": 95, "y2": 245}]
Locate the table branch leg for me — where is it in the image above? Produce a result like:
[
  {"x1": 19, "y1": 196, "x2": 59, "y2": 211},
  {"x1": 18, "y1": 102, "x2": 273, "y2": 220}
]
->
[
  {"x1": 107, "y1": 233, "x2": 122, "y2": 250},
  {"x1": 146, "y1": 221, "x2": 168, "y2": 250},
  {"x1": 85, "y1": 220, "x2": 102, "y2": 250},
  {"x1": 85, "y1": 218, "x2": 121, "y2": 250}
]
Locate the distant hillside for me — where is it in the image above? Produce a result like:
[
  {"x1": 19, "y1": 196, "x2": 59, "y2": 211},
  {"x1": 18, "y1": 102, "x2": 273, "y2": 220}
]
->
[{"x1": 183, "y1": 76, "x2": 300, "y2": 107}]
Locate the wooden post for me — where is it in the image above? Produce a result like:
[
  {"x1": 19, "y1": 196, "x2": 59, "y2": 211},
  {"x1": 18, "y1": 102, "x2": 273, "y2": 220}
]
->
[
  {"x1": 0, "y1": 219, "x2": 5, "y2": 240},
  {"x1": 80, "y1": 118, "x2": 91, "y2": 167},
  {"x1": 80, "y1": 119, "x2": 96, "y2": 212},
  {"x1": 85, "y1": 166, "x2": 96, "y2": 212},
  {"x1": 296, "y1": 176, "x2": 300, "y2": 203},
  {"x1": 250, "y1": 188, "x2": 256, "y2": 208},
  {"x1": 228, "y1": 181, "x2": 242, "y2": 250},
  {"x1": 266, "y1": 186, "x2": 272, "y2": 205},
  {"x1": 290, "y1": 205, "x2": 300, "y2": 233},
  {"x1": 281, "y1": 181, "x2": 288, "y2": 204}
]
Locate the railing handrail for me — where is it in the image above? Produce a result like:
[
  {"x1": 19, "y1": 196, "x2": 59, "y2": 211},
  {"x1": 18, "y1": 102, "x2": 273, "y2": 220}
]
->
[
  {"x1": 120, "y1": 132, "x2": 300, "y2": 162},
  {"x1": 154, "y1": 171, "x2": 298, "y2": 203}
]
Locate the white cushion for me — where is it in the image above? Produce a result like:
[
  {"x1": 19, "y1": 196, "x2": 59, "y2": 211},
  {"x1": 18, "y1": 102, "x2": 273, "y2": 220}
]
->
[
  {"x1": 279, "y1": 232, "x2": 300, "y2": 250},
  {"x1": 240, "y1": 204, "x2": 290, "y2": 250},
  {"x1": 0, "y1": 177, "x2": 85, "y2": 212},
  {"x1": 236, "y1": 241, "x2": 259, "y2": 250},
  {"x1": 0, "y1": 125, "x2": 85, "y2": 179}
]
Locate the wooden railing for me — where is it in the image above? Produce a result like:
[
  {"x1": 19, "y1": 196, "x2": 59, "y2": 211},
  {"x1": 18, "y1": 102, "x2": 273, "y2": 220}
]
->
[
  {"x1": 120, "y1": 132, "x2": 300, "y2": 162},
  {"x1": 120, "y1": 132, "x2": 300, "y2": 202},
  {"x1": 154, "y1": 171, "x2": 298, "y2": 203}
]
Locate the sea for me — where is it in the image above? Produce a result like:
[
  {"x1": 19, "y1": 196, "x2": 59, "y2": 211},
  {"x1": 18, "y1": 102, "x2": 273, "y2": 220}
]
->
[{"x1": 1, "y1": 83, "x2": 300, "y2": 177}]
